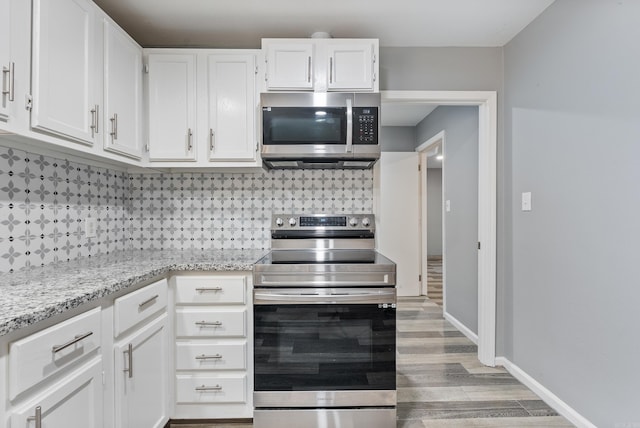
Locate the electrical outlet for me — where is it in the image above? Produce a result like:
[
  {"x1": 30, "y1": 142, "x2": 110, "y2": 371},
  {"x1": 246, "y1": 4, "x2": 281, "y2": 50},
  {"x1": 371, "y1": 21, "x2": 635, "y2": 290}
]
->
[
  {"x1": 85, "y1": 217, "x2": 97, "y2": 238},
  {"x1": 445, "y1": 200, "x2": 451, "y2": 212},
  {"x1": 521, "y1": 192, "x2": 532, "y2": 212}
]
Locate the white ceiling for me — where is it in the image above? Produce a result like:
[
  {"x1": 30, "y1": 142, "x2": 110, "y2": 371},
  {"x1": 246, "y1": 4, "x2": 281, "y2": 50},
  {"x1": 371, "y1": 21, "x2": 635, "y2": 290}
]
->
[
  {"x1": 381, "y1": 104, "x2": 438, "y2": 127},
  {"x1": 93, "y1": 0, "x2": 555, "y2": 49}
]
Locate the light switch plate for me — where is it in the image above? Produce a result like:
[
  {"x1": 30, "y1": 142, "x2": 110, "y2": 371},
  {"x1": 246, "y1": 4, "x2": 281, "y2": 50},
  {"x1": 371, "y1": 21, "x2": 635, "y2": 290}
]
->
[
  {"x1": 445, "y1": 200, "x2": 451, "y2": 212},
  {"x1": 521, "y1": 192, "x2": 532, "y2": 211}
]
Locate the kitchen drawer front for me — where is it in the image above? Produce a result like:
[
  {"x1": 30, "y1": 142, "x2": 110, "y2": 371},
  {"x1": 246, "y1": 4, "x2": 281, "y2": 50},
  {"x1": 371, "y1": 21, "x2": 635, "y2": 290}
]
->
[
  {"x1": 176, "y1": 342, "x2": 247, "y2": 371},
  {"x1": 176, "y1": 375, "x2": 246, "y2": 404},
  {"x1": 114, "y1": 278, "x2": 168, "y2": 337},
  {"x1": 9, "y1": 307, "x2": 102, "y2": 400},
  {"x1": 174, "y1": 275, "x2": 247, "y2": 305},
  {"x1": 176, "y1": 308, "x2": 246, "y2": 338}
]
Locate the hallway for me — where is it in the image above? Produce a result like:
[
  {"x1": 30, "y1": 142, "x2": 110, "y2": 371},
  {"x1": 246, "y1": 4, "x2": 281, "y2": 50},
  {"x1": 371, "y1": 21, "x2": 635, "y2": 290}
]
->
[{"x1": 396, "y1": 296, "x2": 574, "y2": 427}]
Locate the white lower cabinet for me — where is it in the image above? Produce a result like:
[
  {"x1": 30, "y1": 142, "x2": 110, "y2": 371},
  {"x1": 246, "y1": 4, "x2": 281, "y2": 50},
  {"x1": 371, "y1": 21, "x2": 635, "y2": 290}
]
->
[
  {"x1": 173, "y1": 273, "x2": 253, "y2": 419},
  {"x1": 114, "y1": 313, "x2": 169, "y2": 428},
  {"x1": 10, "y1": 357, "x2": 103, "y2": 428},
  {"x1": 113, "y1": 278, "x2": 169, "y2": 428}
]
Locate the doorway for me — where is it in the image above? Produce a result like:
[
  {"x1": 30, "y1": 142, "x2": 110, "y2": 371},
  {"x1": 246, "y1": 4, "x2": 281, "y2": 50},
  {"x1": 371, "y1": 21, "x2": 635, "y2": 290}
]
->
[
  {"x1": 417, "y1": 131, "x2": 444, "y2": 307},
  {"x1": 379, "y1": 90, "x2": 497, "y2": 367}
]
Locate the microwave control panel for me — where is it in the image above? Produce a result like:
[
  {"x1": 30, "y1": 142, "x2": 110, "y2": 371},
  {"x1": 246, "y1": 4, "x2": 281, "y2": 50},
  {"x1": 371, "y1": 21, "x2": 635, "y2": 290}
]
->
[{"x1": 353, "y1": 107, "x2": 379, "y2": 145}]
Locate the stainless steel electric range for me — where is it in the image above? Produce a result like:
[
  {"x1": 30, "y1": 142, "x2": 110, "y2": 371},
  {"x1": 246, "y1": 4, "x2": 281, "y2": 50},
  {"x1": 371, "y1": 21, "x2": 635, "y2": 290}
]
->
[{"x1": 253, "y1": 214, "x2": 397, "y2": 428}]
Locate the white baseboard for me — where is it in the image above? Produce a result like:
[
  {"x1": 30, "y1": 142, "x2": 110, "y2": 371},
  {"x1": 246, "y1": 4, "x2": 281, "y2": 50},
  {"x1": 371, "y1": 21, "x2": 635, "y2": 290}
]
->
[
  {"x1": 495, "y1": 357, "x2": 597, "y2": 428},
  {"x1": 443, "y1": 311, "x2": 478, "y2": 345}
]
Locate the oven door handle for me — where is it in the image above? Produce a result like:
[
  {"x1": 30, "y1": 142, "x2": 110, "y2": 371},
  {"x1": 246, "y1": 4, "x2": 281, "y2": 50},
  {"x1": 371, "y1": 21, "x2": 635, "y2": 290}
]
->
[{"x1": 254, "y1": 288, "x2": 396, "y2": 305}]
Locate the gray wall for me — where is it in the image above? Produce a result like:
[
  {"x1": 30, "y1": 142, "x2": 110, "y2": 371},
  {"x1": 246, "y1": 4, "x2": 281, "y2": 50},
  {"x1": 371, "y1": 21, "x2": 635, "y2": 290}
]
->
[
  {"x1": 417, "y1": 106, "x2": 479, "y2": 333},
  {"x1": 503, "y1": 1, "x2": 640, "y2": 426},
  {"x1": 426, "y1": 168, "x2": 442, "y2": 256},
  {"x1": 380, "y1": 47, "x2": 503, "y2": 91},
  {"x1": 380, "y1": 126, "x2": 415, "y2": 152}
]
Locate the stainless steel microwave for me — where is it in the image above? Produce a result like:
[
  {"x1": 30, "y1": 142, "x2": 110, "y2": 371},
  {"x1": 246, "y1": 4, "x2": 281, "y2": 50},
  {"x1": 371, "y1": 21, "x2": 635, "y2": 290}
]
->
[{"x1": 260, "y1": 92, "x2": 381, "y2": 169}]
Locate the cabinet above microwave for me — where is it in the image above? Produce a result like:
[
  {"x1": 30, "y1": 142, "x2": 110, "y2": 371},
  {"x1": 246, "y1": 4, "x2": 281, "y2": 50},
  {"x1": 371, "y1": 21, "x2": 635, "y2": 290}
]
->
[{"x1": 262, "y1": 39, "x2": 379, "y2": 92}]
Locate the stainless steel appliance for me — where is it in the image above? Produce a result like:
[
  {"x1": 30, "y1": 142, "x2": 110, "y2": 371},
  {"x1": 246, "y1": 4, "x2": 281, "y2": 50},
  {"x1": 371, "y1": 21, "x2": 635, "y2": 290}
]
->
[
  {"x1": 253, "y1": 214, "x2": 397, "y2": 428},
  {"x1": 260, "y1": 92, "x2": 381, "y2": 169}
]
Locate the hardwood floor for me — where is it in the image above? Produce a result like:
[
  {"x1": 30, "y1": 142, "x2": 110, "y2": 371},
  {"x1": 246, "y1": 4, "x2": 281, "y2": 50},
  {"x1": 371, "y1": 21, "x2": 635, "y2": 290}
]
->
[
  {"x1": 427, "y1": 256, "x2": 443, "y2": 306},
  {"x1": 170, "y1": 297, "x2": 574, "y2": 427}
]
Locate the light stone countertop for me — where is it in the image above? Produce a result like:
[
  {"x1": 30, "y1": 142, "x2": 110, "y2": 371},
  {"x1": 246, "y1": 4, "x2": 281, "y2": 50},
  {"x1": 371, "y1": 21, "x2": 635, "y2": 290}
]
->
[{"x1": 0, "y1": 249, "x2": 267, "y2": 337}]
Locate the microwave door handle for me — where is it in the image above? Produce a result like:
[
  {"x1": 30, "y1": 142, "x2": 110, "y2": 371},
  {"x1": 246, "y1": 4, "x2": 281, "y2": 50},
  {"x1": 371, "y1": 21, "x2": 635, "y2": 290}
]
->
[{"x1": 345, "y1": 98, "x2": 353, "y2": 153}]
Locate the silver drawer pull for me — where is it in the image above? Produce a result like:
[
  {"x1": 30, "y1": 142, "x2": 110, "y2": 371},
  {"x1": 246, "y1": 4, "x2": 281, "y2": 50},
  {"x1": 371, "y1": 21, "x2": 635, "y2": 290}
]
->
[
  {"x1": 27, "y1": 406, "x2": 42, "y2": 428},
  {"x1": 123, "y1": 343, "x2": 133, "y2": 378},
  {"x1": 195, "y1": 287, "x2": 223, "y2": 292},
  {"x1": 195, "y1": 384, "x2": 222, "y2": 391},
  {"x1": 52, "y1": 331, "x2": 93, "y2": 353},
  {"x1": 195, "y1": 353, "x2": 223, "y2": 360},
  {"x1": 138, "y1": 294, "x2": 159, "y2": 308},
  {"x1": 195, "y1": 321, "x2": 223, "y2": 327}
]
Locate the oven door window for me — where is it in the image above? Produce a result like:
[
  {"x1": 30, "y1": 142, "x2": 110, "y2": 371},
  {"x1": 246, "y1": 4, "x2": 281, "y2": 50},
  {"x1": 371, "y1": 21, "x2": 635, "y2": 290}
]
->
[
  {"x1": 254, "y1": 304, "x2": 395, "y2": 391},
  {"x1": 263, "y1": 107, "x2": 346, "y2": 145}
]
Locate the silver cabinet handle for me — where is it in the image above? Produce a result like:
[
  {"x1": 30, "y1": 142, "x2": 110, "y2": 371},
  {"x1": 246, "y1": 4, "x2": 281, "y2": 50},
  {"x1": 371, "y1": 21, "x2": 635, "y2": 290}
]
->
[
  {"x1": 138, "y1": 294, "x2": 159, "y2": 308},
  {"x1": 195, "y1": 353, "x2": 223, "y2": 360},
  {"x1": 2, "y1": 62, "x2": 15, "y2": 101},
  {"x1": 195, "y1": 320, "x2": 222, "y2": 327},
  {"x1": 51, "y1": 331, "x2": 93, "y2": 353},
  {"x1": 90, "y1": 105, "x2": 99, "y2": 137},
  {"x1": 307, "y1": 56, "x2": 311, "y2": 83},
  {"x1": 186, "y1": 128, "x2": 193, "y2": 153},
  {"x1": 209, "y1": 128, "x2": 215, "y2": 152},
  {"x1": 195, "y1": 287, "x2": 222, "y2": 292},
  {"x1": 123, "y1": 343, "x2": 133, "y2": 378},
  {"x1": 329, "y1": 57, "x2": 333, "y2": 84},
  {"x1": 110, "y1": 113, "x2": 118, "y2": 140},
  {"x1": 195, "y1": 384, "x2": 222, "y2": 391},
  {"x1": 345, "y1": 97, "x2": 353, "y2": 153},
  {"x1": 27, "y1": 406, "x2": 42, "y2": 428}
]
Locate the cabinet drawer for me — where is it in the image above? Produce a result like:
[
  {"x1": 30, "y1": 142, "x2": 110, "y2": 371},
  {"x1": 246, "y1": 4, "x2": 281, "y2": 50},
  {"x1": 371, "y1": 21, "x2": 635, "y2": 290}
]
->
[
  {"x1": 176, "y1": 375, "x2": 246, "y2": 404},
  {"x1": 176, "y1": 342, "x2": 247, "y2": 371},
  {"x1": 176, "y1": 309, "x2": 246, "y2": 338},
  {"x1": 9, "y1": 307, "x2": 102, "y2": 400},
  {"x1": 114, "y1": 278, "x2": 168, "y2": 337},
  {"x1": 175, "y1": 275, "x2": 246, "y2": 304}
]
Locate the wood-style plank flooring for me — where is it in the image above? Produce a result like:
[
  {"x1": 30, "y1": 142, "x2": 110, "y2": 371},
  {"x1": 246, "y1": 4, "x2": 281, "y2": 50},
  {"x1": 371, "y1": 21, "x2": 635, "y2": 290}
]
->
[
  {"x1": 170, "y1": 296, "x2": 574, "y2": 428},
  {"x1": 427, "y1": 256, "x2": 443, "y2": 306}
]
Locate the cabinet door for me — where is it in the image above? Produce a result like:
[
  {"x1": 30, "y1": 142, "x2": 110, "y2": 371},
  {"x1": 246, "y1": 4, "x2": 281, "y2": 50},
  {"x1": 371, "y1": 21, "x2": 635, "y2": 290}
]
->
[
  {"x1": 326, "y1": 42, "x2": 375, "y2": 90},
  {"x1": 103, "y1": 20, "x2": 143, "y2": 159},
  {"x1": 115, "y1": 313, "x2": 169, "y2": 428},
  {"x1": 0, "y1": 0, "x2": 11, "y2": 121},
  {"x1": 207, "y1": 54, "x2": 256, "y2": 162},
  {"x1": 265, "y1": 42, "x2": 314, "y2": 90},
  {"x1": 147, "y1": 54, "x2": 197, "y2": 161},
  {"x1": 10, "y1": 358, "x2": 103, "y2": 428},
  {"x1": 31, "y1": 0, "x2": 99, "y2": 145}
]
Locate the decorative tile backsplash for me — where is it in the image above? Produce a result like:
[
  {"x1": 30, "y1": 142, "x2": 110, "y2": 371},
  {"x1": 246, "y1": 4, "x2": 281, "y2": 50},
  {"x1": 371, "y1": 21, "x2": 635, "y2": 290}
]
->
[
  {"x1": 128, "y1": 169, "x2": 374, "y2": 251},
  {"x1": 0, "y1": 144, "x2": 374, "y2": 273},
  {"x1": 0, "y1": 146, "x2": 130, "y2": 273}
]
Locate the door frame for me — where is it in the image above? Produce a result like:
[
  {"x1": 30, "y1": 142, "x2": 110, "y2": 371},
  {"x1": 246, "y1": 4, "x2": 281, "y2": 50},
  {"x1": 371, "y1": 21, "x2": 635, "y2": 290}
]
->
[
  {"x1": 416, "y1": 131, "x2": 445, "y2": 301},
  {"x1": 381, "y1": 90, "x2": 497, "y2": 366}
]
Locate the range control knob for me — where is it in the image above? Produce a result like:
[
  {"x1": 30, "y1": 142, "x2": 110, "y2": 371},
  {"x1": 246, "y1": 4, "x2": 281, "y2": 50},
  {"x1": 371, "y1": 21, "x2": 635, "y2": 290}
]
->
[
  {"x1": 362, "y1": 217, "x2": 371, "y2": 227},
  {"x1": 275, "y1": 218, "x2": 284, "y2": 227},
  {"x1": 289, "y1": 217, "x2": 297, "y2": 226},
  {"x1": 349, "y1": 217, "x2": 359, "y2": 227}
]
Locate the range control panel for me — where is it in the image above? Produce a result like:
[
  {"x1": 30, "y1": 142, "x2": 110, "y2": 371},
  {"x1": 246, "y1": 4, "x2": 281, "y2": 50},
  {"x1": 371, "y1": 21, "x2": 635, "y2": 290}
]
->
[
  {"x1": 353, "y1": 107, "x2": 379, "y2": 145},
  {"x1": 272, "y1": 214, "x2": 374, "y2": 230}
]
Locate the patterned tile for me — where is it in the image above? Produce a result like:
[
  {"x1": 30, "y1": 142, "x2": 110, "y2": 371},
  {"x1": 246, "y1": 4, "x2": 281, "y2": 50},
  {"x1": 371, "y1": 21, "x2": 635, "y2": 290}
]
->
[{"x1": 0, "y1": 144, "x2": 374, "y2": 273}]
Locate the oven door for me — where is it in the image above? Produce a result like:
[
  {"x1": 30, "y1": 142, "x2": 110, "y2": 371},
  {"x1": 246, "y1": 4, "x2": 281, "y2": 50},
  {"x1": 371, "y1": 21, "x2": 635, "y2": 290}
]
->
[{"x1": 253, "y1": 288, "x2": 396, "y2": 408}]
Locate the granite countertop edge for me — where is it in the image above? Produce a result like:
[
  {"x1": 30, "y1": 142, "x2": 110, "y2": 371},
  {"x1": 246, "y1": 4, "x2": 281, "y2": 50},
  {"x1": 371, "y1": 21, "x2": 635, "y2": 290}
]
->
[{"x1": 0, "y1": 249, "x2": 266, "y2": 338}]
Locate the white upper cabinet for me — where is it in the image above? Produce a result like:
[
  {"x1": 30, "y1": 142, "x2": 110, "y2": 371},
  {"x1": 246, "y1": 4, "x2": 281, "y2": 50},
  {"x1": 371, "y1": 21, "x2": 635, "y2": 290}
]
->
[
  {"x1": 31, "y1": 0, "x2": 101, "y2": 145},
  {"x1": 0, "y1": 0, "x2": 13, "y2": 121},
  {"x1": 103, "y1": 19, "x2": 143, "y2": 159},
  {"x1": 326, "y1": 42, "x2": 376, "y2": 91},
  {"x1": 264, "y1": 41, "x2": 314, "y2": 90},
  {"x1": 147, "y1": 53, "x2": 197, "y2": 161},
  {"x1": 206, "y1": 53, "x2": 257, "y2": 162},
  {"x1": 263, "y1": 38, "x2": 378, "y2": 92}
]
